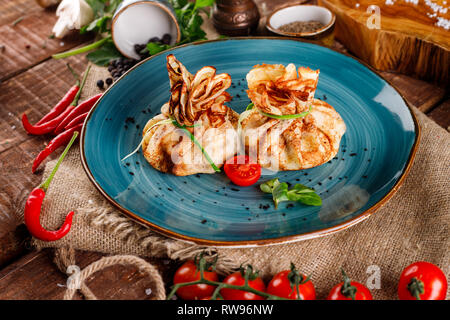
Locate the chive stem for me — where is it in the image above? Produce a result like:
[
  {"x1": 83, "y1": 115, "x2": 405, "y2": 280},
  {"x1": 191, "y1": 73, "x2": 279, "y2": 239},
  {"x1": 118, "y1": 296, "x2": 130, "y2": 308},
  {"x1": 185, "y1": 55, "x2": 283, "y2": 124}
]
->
[
  {"x1": 52, "y1": 37, "x2": 110, "y2": 60},
  {"x1": 172, "y1": 119, "x2": 220, "y2": 172}
]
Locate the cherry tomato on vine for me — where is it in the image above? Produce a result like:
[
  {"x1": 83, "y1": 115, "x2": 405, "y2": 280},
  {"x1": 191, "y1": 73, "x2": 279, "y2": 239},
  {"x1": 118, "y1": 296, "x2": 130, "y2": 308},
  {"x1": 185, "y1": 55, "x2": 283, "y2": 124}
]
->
[
  {"x1": 220, "y1": 265, "x2": 266, "y2": 300},
  {"x1": 224, "y1": 155, "x2": 261, "y2": 187},
  {"x1": 327, "y1": 269, "x2": 372, "y2": 300},
  {"x1": 398, "y1": 261, "x2": 447, "y2": 300},
  {"x1": 173, "y1": 260, "x2": 218, "y2": 300},
  {"x1": 267, "y1": 264, "x2": 316, "y2": 300}
]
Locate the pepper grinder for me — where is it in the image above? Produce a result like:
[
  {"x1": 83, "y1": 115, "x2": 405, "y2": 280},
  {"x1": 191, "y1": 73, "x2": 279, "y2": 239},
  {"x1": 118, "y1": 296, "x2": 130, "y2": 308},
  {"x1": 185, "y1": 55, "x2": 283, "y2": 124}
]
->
[{"x1": 212, "y1": 0, "x2": 260, "y2": 36}]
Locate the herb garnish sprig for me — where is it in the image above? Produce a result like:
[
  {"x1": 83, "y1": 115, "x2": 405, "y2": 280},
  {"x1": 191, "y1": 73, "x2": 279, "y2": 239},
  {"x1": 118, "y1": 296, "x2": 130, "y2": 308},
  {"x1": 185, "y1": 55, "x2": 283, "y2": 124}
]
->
[{"x1": 260, "y1": 178, "x2": 322, "y2": 208}]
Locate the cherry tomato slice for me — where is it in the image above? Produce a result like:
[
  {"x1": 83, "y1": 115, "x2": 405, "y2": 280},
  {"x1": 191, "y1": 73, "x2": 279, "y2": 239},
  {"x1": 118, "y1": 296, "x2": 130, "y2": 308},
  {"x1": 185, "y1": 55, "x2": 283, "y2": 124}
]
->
[{"x1": 224, "y1": 155, "x2": 261, "y2": 187}]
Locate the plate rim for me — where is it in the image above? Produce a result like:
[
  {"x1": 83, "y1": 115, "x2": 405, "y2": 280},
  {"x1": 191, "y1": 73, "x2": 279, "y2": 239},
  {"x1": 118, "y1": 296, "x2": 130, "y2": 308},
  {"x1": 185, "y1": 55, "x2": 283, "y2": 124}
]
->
[{"x1": 80, "y1": 37, "x2": 421, "y2": 247}]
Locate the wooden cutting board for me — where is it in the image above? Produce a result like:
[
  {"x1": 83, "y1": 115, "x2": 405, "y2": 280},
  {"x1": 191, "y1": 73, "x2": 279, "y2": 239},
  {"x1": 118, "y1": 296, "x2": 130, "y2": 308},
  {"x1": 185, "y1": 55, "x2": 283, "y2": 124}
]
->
[{"x1": 318, "y1": 0, "x2": 449, "y2": 85}]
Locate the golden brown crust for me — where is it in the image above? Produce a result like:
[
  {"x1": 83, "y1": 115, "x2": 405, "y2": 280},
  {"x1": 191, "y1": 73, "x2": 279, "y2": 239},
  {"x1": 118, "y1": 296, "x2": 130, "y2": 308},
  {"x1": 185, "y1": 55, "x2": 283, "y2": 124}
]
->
[
  {"x1": 142, "y1": 56, "x2": 239, "y2": 176},
  {"x1": 241, "y1": 99, "x2": 346, "y2": 171}
]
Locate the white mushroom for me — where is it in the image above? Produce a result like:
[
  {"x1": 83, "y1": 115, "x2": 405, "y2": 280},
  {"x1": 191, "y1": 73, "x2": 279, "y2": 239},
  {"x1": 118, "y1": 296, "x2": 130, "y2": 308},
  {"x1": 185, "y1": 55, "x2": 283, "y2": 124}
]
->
[{"x1": 52, "y1": 0, "x2": 94, "y2": 38}]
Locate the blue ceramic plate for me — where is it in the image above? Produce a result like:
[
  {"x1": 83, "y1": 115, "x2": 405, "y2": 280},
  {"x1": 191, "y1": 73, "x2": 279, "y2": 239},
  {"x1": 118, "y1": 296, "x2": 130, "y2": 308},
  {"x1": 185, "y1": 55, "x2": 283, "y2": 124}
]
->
[{"x1": 81, "y1": 38, "x2": 419, "y2": 246}]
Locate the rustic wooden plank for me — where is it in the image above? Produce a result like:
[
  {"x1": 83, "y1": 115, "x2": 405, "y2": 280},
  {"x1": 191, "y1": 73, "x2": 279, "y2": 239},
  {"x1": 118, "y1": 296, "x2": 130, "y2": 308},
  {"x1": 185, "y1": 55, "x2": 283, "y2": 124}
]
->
[
  {"x1": 0, "y1": 249, "x2": 178, "y2": 300},
  {"x1": 0, "y1": 54, "x2": 88, "y2": 153},
  {"x1": 380, "y1": 71, "x2": 446, "y2": 112},
  {"x1": 0, "y1": 8, "x2": 92, "y2": 81},
  {"x1": 428, "y1": 99, "x2": 450, "y2": 132},
  {"x1": 0, "y1": 0, "x2": 43, "y2": 25}
]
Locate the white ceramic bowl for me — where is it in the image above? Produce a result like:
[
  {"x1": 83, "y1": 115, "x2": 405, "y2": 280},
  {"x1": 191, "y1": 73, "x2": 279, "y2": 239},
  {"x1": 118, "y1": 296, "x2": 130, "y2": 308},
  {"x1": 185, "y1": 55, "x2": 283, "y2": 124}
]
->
[
  {"x1": 266, "y1": 4, "x2": 335, "y2": 37},
  {"x1": 112, "y1": 0, "x2": 180, "y2": 59}
]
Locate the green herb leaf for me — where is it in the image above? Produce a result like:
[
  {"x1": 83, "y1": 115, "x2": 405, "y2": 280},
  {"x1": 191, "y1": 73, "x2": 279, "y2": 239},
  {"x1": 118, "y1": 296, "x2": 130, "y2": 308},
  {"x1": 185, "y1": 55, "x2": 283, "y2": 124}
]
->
[
  {"x1": 246, "y1": 103, "x2": 254, "y2": 111},
  {"x1": 146, "y1": 42, "x2": 171, "y2": 55},
  {"x1": 287, "y1": 184, "x2": 322, "y2": 206},
  {"x1": 80, "y1": 15, "x2": 111, "y2": 34},
  {"x1": 260, "y1": 178, "x2": 280, "y2": 193},
  {"x1": 194, "y1": 0, "x2": 215, "y2": 10},
  {"x1": 272, "y1": 182, "x2": 289, "y2": 208},
  {"x1": 86, "y1": 40, "x2": 122, "y2": 66},
  {"x1": 260, "y1": 179, "x2": 322, "y2": 208}
]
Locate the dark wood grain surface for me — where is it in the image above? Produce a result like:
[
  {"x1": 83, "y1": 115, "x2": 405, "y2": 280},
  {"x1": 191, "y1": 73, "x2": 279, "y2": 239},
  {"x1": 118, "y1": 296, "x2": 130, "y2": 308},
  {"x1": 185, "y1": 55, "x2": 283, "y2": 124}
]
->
[{"x1": 0, "y1": 0, "x2": 447, "y2": 299}]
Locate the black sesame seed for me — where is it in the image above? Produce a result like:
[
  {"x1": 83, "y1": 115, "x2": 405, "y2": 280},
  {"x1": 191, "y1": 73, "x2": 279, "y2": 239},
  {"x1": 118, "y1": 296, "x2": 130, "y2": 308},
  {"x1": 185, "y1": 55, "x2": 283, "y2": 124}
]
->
[
  {"x1": 318, "y1": 182, "x2": 322, "y2": 186},
  {"x1": 231, "y1": 188, "x2": 240, "y2": 192},
  {"x1": 167, "y1": 187, "x2": 173, "y2": 191},
  {"x1": 129, "y1": 172, "x2": 134, "y2": 175},
  {"x1": 362, "y1": 175, "x2": 368, "y2": 179},
  {"x1": 201, "y1": 219, "x2": 207, "y2": 224},
  {"x1": 350, "y1": 153, "x2": 357, "y2": 156},
  {"x1": 286, "y1": 204, "x2": 294, "y2": 208}
]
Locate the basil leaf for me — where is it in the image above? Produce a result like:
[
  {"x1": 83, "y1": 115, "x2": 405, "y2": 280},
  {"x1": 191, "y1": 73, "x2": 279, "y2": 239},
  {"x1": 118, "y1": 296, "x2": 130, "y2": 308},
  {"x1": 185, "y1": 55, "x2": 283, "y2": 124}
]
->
[
  {"x1": 287, "y1": 184, "x2": 322, "y2": 206},
  {"x1": 272, "y1": 182, "x2": 289, "y2": 209},
  {"x1": 260, "y1": 178, "x2": 280, "y2": 193},
  {"x1": 86, "y1": 40, "x2": 122, "y2": 66},
  {"x1": 260, "y1": 180, "x2": 322, "y2": 208},
  {"x1": 296, "y1": 192, "x2": 322, "y2": 206}
]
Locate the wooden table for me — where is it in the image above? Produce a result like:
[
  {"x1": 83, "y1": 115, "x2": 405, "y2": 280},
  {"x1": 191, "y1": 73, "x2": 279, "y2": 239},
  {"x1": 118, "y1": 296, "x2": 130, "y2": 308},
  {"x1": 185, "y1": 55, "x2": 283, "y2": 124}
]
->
[{"x1": 0, "y1": 0, "x2": 448, "y2": 299}]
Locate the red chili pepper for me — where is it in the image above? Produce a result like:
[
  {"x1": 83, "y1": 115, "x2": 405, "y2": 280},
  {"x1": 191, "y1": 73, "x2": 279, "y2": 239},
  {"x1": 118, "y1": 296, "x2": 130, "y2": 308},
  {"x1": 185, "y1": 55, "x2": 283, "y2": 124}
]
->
[
  {"x1": 25, "y1": 132, "x2": 78, "y2": 241},
  {"x1": 64, "y1": 111, "x2": 88, "y2": 130},
  {"x1": 22, "y1": 66, "x2": 90, "y2": 135},
  {"x1": 54, "y1": 93, "x2": 101, "y2": 134},
  {"x1": 35, "y1": 84, "x2": 80, "y2": 125},
  {"x1": 32, "y1": 124, "x2": 83, "y2": 173}
]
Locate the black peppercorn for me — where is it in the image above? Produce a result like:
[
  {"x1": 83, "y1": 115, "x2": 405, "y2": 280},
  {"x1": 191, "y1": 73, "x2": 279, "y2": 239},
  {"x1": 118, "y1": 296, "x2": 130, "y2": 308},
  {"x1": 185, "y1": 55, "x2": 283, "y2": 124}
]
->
[
  {"x1": 148, "y1": 37, "x2": 160, "y2": 43},
  {"x1": 162, "y1": 33, "x2": 171, "y2": 44},
  {"x1": 105, "y1": 78, "x2": 113, "y2": 85},
  {"x1": 96, "y1": 79, "x2": 104, "y2": 89}
]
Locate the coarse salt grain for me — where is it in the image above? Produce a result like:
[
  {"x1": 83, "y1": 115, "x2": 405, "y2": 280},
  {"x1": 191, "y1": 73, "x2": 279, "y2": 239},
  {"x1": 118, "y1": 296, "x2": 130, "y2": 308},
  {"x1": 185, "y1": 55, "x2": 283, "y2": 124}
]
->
[
  {"x1": 385, "y1": 0, "x2": 395, "y2": 5},
  {"x1": 355, "y1": 3, "x2": 360, "y2": 7},
  {"x1": 436, "y1": 16, "x2": 450, "y2": 30},
  {"x1": 145, "y1": 288, "x2": 152, "y2": 296}
]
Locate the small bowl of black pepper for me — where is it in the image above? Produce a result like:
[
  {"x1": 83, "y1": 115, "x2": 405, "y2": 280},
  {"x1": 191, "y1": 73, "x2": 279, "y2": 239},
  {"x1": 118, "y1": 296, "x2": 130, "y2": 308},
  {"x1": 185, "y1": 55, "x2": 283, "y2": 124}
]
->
[{"x1": 266, "y1": 4, "x2": 336, "y2": 46}]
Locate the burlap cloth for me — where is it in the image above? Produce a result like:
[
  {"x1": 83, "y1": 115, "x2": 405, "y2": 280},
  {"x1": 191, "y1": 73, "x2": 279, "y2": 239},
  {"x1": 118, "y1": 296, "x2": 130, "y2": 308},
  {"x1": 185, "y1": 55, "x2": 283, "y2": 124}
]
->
[{"x1": 30, "y1": 20, "x2": 449, "y2": 300}]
